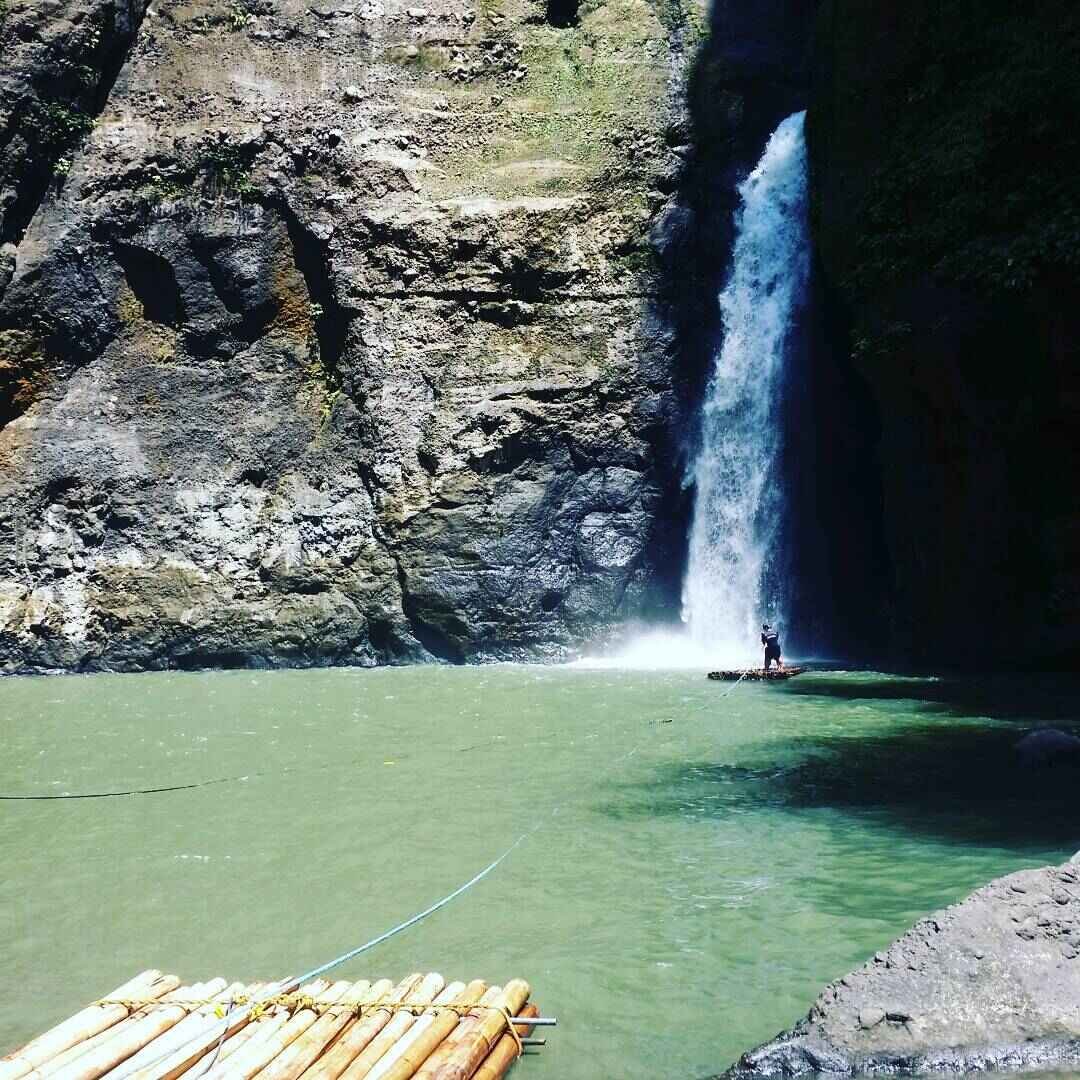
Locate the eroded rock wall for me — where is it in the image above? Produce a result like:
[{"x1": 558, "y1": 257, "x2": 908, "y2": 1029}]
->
[{"x1": 0, "y1": 0, "x2": 714, "y2": 671}]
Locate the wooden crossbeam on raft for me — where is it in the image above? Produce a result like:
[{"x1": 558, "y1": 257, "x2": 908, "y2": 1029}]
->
[
  {"x1": 706, "y1": 667, "x2": 806, "y2": 682},
  {"x1": 0, "y1": 974, "x2": 548, "y2": 1080}
]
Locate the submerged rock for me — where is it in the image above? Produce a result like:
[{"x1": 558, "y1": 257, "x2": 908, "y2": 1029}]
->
[
  {"x1": 1014, "y1": 729, "x2": 1080, "y2": 768},
  {"x1": 722, "y1": 854, "x2": 1080, "y2": 1078}
]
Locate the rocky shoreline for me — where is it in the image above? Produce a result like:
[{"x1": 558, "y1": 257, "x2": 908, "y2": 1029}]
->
[{"x1": 720, "y1": 855, "x2": 1080, "y2": 1078}]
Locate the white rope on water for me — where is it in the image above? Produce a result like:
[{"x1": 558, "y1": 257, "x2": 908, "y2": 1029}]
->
[
  {"x1": 718, "y1": 667, "x2": 755, "y2": 699},
  {"x1": 124, "y1": 839, "x2": 531, "y2": 1079},
  {"x1": 86, "y1": 662, "x2": 755, "y2": 1079}
]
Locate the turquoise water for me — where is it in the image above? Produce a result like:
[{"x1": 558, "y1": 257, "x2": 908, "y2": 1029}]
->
[{"x1": 1, "y1": 667, "x2": 1077, "y2": 1078}]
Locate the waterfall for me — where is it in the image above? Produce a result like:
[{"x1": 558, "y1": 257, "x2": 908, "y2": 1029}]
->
[{"x1": 682, "y1": 110, "x2": 811, "y2": 664}]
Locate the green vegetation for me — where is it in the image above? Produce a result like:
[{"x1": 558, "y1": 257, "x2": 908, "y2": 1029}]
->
[
  {"x1": 648, "y1": 0, "x2": 706, "y2": 38},
  {"x1": 38, "y1": 103, "x2": 94, "y2": 153},
  {"x1": 189, "y1": 0, "x2": 259, "y2": 34},
  {"x1": 143, "y1": 174, "x2": 188, "y2": 203},
  {"x1": 302, "y1": 353, "x2": 343, "y2": 435},
  {"x1": 810, "y1": 0, "x2": 1080, "y2": 303},
  {"x1": 136, "y1": 142, "x2": 261, "y2": 207},
  {"x1": 417, "y1": 0, "x2": 673, "y2": 203},
  {"x1": 201, "y1": 142, "x2": 257, "y2": 198},
  {"x1": 227, "y1": 0, "x2": 254, "y2": 30}
]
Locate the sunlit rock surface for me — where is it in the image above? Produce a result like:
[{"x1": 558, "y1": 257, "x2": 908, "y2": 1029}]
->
[
  {"x1": 724, "y1": 854, "x2": 1080, "y2": 1078},
  {"x1": 0, "y1": 0, "x2": 712, "y2": 671}
]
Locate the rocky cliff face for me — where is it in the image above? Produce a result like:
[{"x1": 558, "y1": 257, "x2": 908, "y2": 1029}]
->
[
  {"x1": 0, "y1": 0, "x2": 714, "y2": 672},
  {"x1": 807, "y1": 1, "x2": 1080, "y2": 668}
]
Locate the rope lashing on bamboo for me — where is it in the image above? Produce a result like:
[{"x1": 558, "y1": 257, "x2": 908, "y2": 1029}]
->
[
  {"x1": 496, "y1": 1005, "x2": 525, "y2": 1059},
  {"x1": 96, "y1": 997, "x2": 527, "y2": 1022}
]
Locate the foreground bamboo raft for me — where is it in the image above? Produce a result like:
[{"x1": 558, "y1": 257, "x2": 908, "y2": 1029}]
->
[{"x1": 0, "y1": 970, "x2": 550, "y2": 1080}]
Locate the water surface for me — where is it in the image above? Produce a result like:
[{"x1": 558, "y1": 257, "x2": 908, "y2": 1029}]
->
[{"x1": 1, "y1": 667, "x2": 1077, "y2": 1078}]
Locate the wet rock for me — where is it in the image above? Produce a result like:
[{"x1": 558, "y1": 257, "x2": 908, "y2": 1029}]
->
[
  {"x1": 1014, "y1": 729, "x2": 1080, "y2": 768},
  {"x1": 721, "y1": 854, "x2": 1080, "y2": 1078}
]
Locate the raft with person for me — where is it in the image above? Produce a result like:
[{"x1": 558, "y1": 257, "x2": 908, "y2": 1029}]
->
[{"x1": 707, "y1": 667, "x2": 805, "y2": 682}]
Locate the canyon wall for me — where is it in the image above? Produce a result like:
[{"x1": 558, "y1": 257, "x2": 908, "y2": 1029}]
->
[
  {"x1": 8, "y1": 0, "x2": 1070, "y2": 673},
  {"x1": 807, "y1": 0, "x2": 1080, "y2": 667},
  {"x1": 0, "y1": 0, "x2": 713, "y2": 671}
]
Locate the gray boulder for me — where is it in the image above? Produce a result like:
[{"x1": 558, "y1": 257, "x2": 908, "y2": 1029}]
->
[{"x1": 722, "y1": 855, "x2": 1080, "y2": 1077}]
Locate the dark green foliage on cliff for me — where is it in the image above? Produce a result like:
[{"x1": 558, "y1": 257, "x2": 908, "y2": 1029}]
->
[
  {"x1": 807, "y1": 1, "x2": 1080, "y2": 667},
  {"x1": 809, "y1": 1, "x2": 1080, "y2": 303}
]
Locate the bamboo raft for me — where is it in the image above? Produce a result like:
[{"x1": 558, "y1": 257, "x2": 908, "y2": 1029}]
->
[
  {"x1": 0, "y1": 970, "x2": 550, "y2": 1080},
  {"x1": 707, "y1": 667, "x2": 806, "y2": 682}
]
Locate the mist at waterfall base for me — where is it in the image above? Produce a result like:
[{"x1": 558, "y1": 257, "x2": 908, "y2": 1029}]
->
[{"x1": 579, "y1": 113, "x2": 810, "y2": 671}]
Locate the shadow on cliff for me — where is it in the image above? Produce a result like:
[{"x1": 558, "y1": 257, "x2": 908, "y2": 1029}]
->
[
  {"x1": 655, "y1": 0, "x2": 819, "y2": 459},
  {"x1": 653, "y1": 0, "x2": 891, "y2": 661},
  {"x1": 601, "y1": 674, "x2": 1080, "y2": 851}
]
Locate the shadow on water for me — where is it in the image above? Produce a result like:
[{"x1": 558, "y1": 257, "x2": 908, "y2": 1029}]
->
[
  {"x1": 784, "y1": 671, "x2": 1080, "y2": 724},
  {"x1": 601, "y1": 673, "x2": 1080, "y2": 852}
]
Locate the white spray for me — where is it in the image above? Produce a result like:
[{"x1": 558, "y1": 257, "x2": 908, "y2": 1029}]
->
[{"x1": 682, "y1": 110, "x2": 811, "y2": 665}]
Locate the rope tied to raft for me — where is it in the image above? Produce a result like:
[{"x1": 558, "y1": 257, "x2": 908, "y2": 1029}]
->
[
  {"x1": 94, "y1": 995, "x2": 528, "y2": 1058},
  {"x1": 97, "y1": 996, "x2": 532, "y2": 1022},
  {"x1": 497, "y1": 1005, "x2": 525, "y2": 1059},
  {"x1": 718, "y1": 666, "x2": 754, "y2": 699}
]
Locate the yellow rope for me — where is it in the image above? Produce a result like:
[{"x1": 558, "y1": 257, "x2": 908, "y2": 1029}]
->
[
  {"x1": 495, "y1": 1005, "x2": 525, "y2": 1059},
  {"x1": 96, "y1": 995, "x2": 534, "y2": 1032}
]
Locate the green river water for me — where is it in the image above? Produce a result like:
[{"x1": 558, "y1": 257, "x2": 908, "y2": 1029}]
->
[{"x1": 2, "y1": 666, "x2": 1078, "y2": 1079}]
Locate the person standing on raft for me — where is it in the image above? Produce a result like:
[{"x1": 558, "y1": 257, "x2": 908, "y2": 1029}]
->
[{"x1": 761, "y1": 623, "x2": 783, "y2": 672}]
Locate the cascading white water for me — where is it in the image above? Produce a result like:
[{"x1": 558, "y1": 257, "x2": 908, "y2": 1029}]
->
[{"x1": 682, "y1": 110, "x2": 811, "y2": 665}]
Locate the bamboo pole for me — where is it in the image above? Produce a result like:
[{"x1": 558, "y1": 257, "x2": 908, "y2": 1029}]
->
[
  {"x1": 47, "y1": 983, "x2": 217, "y2": 1080},
  {"x1": 172, "y1": 984, "x2": 268, "y2": 1080},
  {"x1": 408, "y1": 987, "x2": 502, "y2": 1080},
  {"x1": 124, "y1": 980, "x2": 304, "y2": 1080},
  {"x1": 180, "y1": 1004, "x2": 290, "y2": 1080},
  {"x1": 365, "y1": 980, "x2": 488, "y2": 1080},
  {"x1": 43, "y1": 984, "x2": 211, "y2": 1080},
  {"x1": 334, "y1": 976, "x2": 449, "y2": 1080},
  {"x1": 424, "y1": 981, "x2": 530, "y2": 1080},
  {"x1": 199, "y1": 982, "x2": 342, "y2": 1080},
  {"x1": 294, "y1": 976, "x2": 423, "y2": 1080},
  {"x1": 211, "y1": 989, "x2": 266, "y2": 1062},
  {"x1": 249, "y1": 980, "x2": 376, "y2": 1080},
  {"x1": 468, "y1": 1006, "x2": 540, "y2": 1080},
  {"x1": 33, "y1": 983, "x2": 196, "y2": 1080},
  {"x1": 1, "y1": 973, "x2": 180, "y2": 1080},
  {"x1": 311, "y1": 982, "x2": 392, "y2": 1062},
  {"x1": 33, "y1": 989, "x2": 193, "y2": 1080},
  {"x1": 104, "y1": 982, "x2": 244, "y2": 1080}
]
